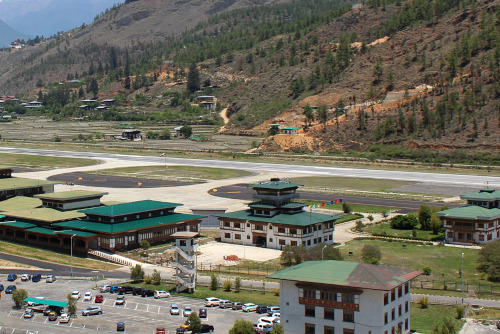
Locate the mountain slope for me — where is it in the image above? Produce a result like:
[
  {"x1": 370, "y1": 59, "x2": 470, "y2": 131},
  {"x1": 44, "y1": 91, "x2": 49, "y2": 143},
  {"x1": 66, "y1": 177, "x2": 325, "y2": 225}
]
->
[{"x1": 0, "y1": 19, "x2": 30, "y2": 48}]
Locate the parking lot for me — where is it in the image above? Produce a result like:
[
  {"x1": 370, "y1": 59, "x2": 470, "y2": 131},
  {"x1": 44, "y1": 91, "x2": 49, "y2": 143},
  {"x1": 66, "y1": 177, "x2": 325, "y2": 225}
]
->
[{"x1": 0, "y1": 277, "x2": 264, "y2": 333}]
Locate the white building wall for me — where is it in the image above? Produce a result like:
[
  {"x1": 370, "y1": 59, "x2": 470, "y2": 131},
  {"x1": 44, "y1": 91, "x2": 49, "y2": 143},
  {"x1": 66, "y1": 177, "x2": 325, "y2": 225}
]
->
[
  {"x1": 280, "y1": 280, "x2": 412, "y2": 334},
  {"x1": 62, "y1": 198, "x2": 101, "y2": 210}
]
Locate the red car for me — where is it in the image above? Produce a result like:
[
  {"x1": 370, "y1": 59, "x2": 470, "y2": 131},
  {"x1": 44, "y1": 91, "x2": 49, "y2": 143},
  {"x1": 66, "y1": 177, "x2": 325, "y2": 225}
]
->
[
  {"x1": 156, "y1": 328, "x2": 166, "y2": 334},
  {"x1": 95, "y1": 294, "x2": 104, "y2": 303}
]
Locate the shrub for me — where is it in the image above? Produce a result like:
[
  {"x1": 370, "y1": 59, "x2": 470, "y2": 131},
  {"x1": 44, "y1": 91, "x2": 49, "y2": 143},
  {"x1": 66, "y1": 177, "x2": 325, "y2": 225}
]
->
[
  {"x1": 223, "y1": 279, "x2": 232, "y2": 292},
  {"x1": 274, "y1": 288, "x2": 280, "y2": 296},
  {"x1": 234, "y1": 276, "x2": 241, "y2": 292},
  {"x1": 477, "y1": 240, "x2": 500, "y2": 281},
  {"x1": 151, "y1": 269, "x2": 161, "y2": 285},
  {"x1": 355, "y1": 220, "x2": 364, "y2": 231},
  {"x1": 130, "y1": 264, "x2": 144, "y2": 282},
  {"x1": 140, "y1": 239, "x2": 151, "y2": 250},
  {"x1": 419, "y1": 205, "x2": 433, "y2": 230},
  {"x1": 210, "y1": 274, "x2": 219, "y2": 291},
  {"x1": 418, "y1": 296, "x2": 429, "y2": 308},
  {"x1": 390, "y1": 214, "x2": 418, "y2": 230},
  {"x1": 422, "y1": 266, "x2": 432, "y2": 275},
  {"x1": 12, "y1": 289, "x2": 28, "y2": 309},
  {"x1": 362, "y1": 244, "x2": 382, "y2": 263},
  {"x1": 342, "y1": 202, "x2": 352, "y2": 213},
  {"x1": 144, "y1": 275, "x2": 152, "y2": 284},
  {"x1": 367, "y1": 215, "x2": 374, "y2": 222},
  {"x1": 456, "y1": 305, "x2": 465, "y2": 319}
]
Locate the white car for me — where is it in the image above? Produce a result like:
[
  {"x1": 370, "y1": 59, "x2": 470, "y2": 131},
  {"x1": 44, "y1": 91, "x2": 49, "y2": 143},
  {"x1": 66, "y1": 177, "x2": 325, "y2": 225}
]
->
[
  {"x1": 258, "y1": 316, "x2": 280, "y2": 325},
  {"x1": 170, "y1": 304, "x2": 180, "y2": 315},
  {"x1": 183, "y1": 306, "x2": 193, "y2": 317},
  {"x1": 71, "y1": 291, "x2": 81, "y2": 300},
  {"x1": 204, "y1": 297, "x2": 220, "y2": 307},
  {"x1": 27, "y1": 296, "x2": 45, "y2": 306},
  {"x1": 100, "y1": 285, "x2": 111, "y2": 293},
  {"x1": 242, "y1": 303, "x2": 257, "y2": 312},
  {"x1": 59, "y1": 313, "x2": 70, "y2": 323},
  {"x1": 83, "y1": 292, "x2": 92, "y2": 301},
  {"x1": 21, "y1": 274, "x2": 31, "y2": 281},
  {"x1": 154, "y1": 290, "x2": 170, "y2": 299}
]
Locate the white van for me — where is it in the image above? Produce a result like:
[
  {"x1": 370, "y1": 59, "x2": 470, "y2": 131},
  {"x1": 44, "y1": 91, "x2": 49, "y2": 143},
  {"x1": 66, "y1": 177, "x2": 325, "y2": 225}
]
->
[
  {"x1": 154, "y1": 290, "x2": 170, "y2": 299},
  {"x1": 46, "y1": 275, "x2": 56, "y2": 283}
]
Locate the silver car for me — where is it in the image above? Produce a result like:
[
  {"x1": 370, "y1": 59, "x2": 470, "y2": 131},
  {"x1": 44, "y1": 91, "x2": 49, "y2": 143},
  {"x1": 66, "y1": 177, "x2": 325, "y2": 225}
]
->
[{"x1": 82, "y1": 306, "x2": 102, "y2": 316}]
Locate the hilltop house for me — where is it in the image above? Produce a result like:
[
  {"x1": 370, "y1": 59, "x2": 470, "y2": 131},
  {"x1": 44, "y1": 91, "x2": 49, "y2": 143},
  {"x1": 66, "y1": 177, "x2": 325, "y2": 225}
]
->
[
  {"x1": 437, "y1": 187, "x2": 500, "y2": 245},
  {"x1": 217, "y1": 178, "x2": 340, "y2": 250},
  {"x1": 195, "y1": 96, "x2": 217, "y2": 110}
]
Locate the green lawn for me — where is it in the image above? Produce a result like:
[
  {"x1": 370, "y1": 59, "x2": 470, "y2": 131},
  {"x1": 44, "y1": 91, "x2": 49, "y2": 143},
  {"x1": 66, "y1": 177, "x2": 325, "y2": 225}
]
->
[
  {"x1": 291, "y1": 176, "x2": 416, "y2": 192},
  {"x1": 411, "y1": 304, "x2": 463, "y2": 333},
  {"x1": 88, "y1": 165, "x2": 252, "y2": 182},
  {"x1": 0, "y1": 153, "x2": 98, "y2": 169},
  {"x1": 363, "y1": 222, "x2": 444, "y2": 241}
]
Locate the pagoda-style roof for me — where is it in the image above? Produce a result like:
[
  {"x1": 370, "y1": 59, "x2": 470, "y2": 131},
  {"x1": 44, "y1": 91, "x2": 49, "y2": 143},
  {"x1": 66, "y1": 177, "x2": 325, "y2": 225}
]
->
[
  {"x1": 79, "y1": 200, "x2": 181, "y2": 217},
  {"x1": 461, "y1": 188, "x2": 500, "y2": 201},
  {"x1": 249, "y1": 178, "x2": 302, "y2": 190},
  {"x1": 436, "y1": 205, "x2": 500, "y2": 220}
]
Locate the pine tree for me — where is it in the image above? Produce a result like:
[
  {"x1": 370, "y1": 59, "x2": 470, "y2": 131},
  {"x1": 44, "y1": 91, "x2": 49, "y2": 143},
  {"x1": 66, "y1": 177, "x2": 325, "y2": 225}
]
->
[{"x1": 187, "y1": 62, "x2": 200, "y2": 93}]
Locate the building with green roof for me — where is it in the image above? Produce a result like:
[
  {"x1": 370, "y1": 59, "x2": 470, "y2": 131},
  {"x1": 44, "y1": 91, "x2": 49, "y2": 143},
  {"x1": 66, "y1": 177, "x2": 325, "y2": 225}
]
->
[
  {"x1": 437, "y1": 187, "x2": 500, "y2": 245},
  {"x1": 34, "y1": 190, "x2": 108, "y2": 211},
  {"x1": 218, "y1": 178, "x2": 340, "y2": 250},
  {"x1": 268, "y1": 260, "x2": 421, "y2": 334}
]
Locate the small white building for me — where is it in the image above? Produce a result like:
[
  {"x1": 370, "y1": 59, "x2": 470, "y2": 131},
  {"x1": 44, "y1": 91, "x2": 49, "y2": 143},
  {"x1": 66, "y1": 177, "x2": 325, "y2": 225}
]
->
[
  {"x1": 269, "y1": 260, "x2": 422, "y2": 334},
  {"x1": 34, "y1": 190, "x2": 108, "y2": 211}
]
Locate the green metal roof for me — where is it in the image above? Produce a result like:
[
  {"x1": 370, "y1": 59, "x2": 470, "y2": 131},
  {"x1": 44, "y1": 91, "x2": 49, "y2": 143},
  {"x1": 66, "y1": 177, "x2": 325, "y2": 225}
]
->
[
  {"x1": 248, "y1": 203, "x2": 277, "y2": 209},
  {"x1": 25, "y1": 227, "x2": 58, "y2": 235},
  {"x1": 35, "y1": 190, "x2": 108, "y2": 200},
  {"x1": 0, "y1": 214, "x2": 4, "y2": 221},
  {"x1": 249, "y1": 179, "x2": 302, "y2": 190},
  {"x1": 0, "y1": 196, "x2": 42, "y2": 212},
  {"x1": 53, "y1": 213, "x2": 204, "y2": 233},
  {"x1": 3, "y1": 208, "x2": 85, "y2": 223},
  {"x1": 268, "y1": 260, "x2": 422, "y2": 291},
  {"x1": 54, "y1": 229, "x2": 97, "y2": 237},
  {"x1": 0, "y1": 221, "x2": 36, "y2": 229},
  {"x1": 0, "y1": 177, "x2": 59, "y2": 191},
  {"x1": 282, "y1": 202, "x2": 306, "y2": 209},
  {"x1": 24, "y1": 297, "x2": 68, "y2": 308},
  {"x1": 461, "y1": 188, "x2": 500, "y2": 201},
  {"x1": 79, "y1": 200, "x2": 181, "y2": 217},
  {"x1": 436, "y1": 205, "x2": 500, "y2": 220},
  {"x1": 217, "y1": 210, "x2": 340, "y2": 226},
  {"x1": 281, "y1": 127, "x2": 299, "y2": 130}
]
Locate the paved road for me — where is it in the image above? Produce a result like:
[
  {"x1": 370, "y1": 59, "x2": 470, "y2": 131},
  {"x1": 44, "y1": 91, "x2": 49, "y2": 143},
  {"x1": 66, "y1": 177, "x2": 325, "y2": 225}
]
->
[
  {"x1": 1, "y1": 146, "x2": 500, "y2": 187},
  {"x1": 209, "y1": 183, "x2": 460, "y2": 214},
  {"x1": 0, "y1": 252, "x2": 129, "y2": 279}
]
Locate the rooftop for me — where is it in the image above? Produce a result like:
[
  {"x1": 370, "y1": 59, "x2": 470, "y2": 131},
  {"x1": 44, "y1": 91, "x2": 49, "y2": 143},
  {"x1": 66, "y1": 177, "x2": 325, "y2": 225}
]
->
[
  {"x1": 217, "y1": 210, "x2": 340, "y2": 226},
  {"x1": 0, "y1": 196, "x2": 42, "y2": 212},
  {"x1": 79, "y1": 200, "x2": 181, "y2": 217},
  {"x1": 35, "y1": 190, "x2": 108, "y2": 201},
  {"x1": 54, "y1": 213, "x2": 204, "y2": 233},
  {"x1": 171, "y1": 231, "x2": 200, "y2": 238},
  {"x1": 436, "y1": 205, "x2": 500, "y2": 220},
  {"x1": 461, "y1": 188, "x2": 500, "y2": 201},
  {"x1": 249, "y1": 178, "x2": 302, "y2": 190},
  {"x1": 0, "y1": 178, "x2": 59, "y2": 191},
  {"x1": 0, "y1": 221, "x2": 36, "y2": 229},
  {"x1": 268, "y1": 260, "x2": 422, "y2": 291},
  {"x1": 3, "y1": 208, "x2": 85, "y2": 223}
]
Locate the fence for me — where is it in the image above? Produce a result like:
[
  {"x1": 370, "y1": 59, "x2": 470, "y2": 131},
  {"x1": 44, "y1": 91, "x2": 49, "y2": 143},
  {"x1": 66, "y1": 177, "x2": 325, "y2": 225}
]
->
[
  {"x1": 197, "y1": 262, "x2": 282, "y2": 276},
  {"x1": 414, "y1": 279, "x2": 500, "y2": 296}
]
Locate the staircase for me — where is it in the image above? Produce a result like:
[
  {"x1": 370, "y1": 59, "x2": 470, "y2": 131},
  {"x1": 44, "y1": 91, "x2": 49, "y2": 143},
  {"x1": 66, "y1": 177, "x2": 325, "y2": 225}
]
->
[
  {"x1": 88, "y1": 249, "x2": 136, "y2": 267},
  {"x1": 171, "y1": 262, "x2": 196, "y2": 275},
  {"x1": 174, "y1": 276, "x2": 195, "y2": 290},
  {"x1": 172, "y1": 246, "x2": 195, "y2": 262}
]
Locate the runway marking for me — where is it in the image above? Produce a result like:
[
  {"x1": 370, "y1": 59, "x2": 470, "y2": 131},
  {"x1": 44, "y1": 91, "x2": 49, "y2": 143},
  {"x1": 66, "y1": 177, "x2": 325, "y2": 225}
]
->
[{"x1": 227, "y1": 191, "x2": 241, "y2": 193}]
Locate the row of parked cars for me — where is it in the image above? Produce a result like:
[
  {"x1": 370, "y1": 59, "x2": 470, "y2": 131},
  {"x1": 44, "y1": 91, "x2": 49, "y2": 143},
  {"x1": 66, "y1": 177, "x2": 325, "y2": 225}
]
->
[
  {"x1": 6, "y1": 273, "x2": 56, "y2": 282},
  {"x1": 99, "y1": 284, "x2": 171, "y2": 298},
  {"x1": 204, "y1": 297, "x2": 279, "y2": 314}
]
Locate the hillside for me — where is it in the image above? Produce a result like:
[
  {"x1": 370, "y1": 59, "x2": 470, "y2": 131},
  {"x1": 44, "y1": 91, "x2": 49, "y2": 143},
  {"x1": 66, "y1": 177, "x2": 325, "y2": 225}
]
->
[{"x1": 0, "y1": 19, "x2": 30, "y2": 48}]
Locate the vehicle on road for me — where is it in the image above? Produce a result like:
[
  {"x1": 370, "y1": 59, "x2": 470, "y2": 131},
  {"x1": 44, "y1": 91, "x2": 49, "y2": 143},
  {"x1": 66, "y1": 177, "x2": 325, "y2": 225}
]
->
[
  {"x1": 116, "y1": 296, "x2": 125, "y2": 305},
  {"x1": 95, "y1": 294, "x2": 104, "y2": 303},
  {"x1": 82, "y1": 306, "x2": 103, "y2": 316},
  {"x1": 118, "y1": 286, "x2": 133, "y2": 295},
  {"x1": 23, "y1": 308, "x2": 34, "y2": 318},
  {"x1": 32, "y1": 274, "x2": 41, "y2": 282},
  {"x1": 27, "y1": 297, "x2": 45, "y2": 307},
  {"x1": 199, "y1": 308, "x2": 207, "y2": 318},
  {"x1": 267, "y1": 306, "x2": 280, "y2": 316},
  {"x1": 204, "y1": 297, "x2": 220, "y2": 307},
  {"x1": 156, "y1": 327, "x2": 166, "y2": 334},
  {"x1": 59, "y1": 313, "x2": 70, "y2": 323},
  {"x1": 201, "y1": 324, "x2": 215, "y2": 333},
  {"x1": 256, "y1": 305, "x2": 268, "y2": 314},
  {"x1": 21, "y1": 274, "x2": 31, "y2": 281},
  {"x1": 170, "y1": 304, "x2": 180, "y2": 315},
  {"x1": 219, "y1": 299, "x2": 232, "y2": 309},
  {"x1": 48, "y1": 311, "x2": 58, "y2": 321},
  {"x1": 100, "y1": 285, "x2": 111, "y2": 293},
  {"x1": 117, "y1": 322, "x2": 125, "y2": 331},
  {"x1": 83, "y1": 292, "x2": 92, "y2": 301},
  {"x1": 70, "y1": 291, "x2": 81, "y2": 300},
  {"x1": 5, "y1": 285, "x2": 16, "y2": 294},
  {"x1": 46, "y1": 275, "x2": 56, "y2": 283},
  {"x1": 7, "y1": 273, "x2": 17, "y2": 281},
  {"x1": 154, "y1": 290, "x2": 170, "y2": 299},
  {"x1": 183, "y1": 306, "x2": 193, "y2": 317},
  {"x1": 242, "y1": 303, "x2": 257, "y2": 312},
  {"x1": 141, "y1": 289, "x2": 155, "y2": 297},
  {"x1": 232, "y1": 302, "x2": 243, "y2": 310}
]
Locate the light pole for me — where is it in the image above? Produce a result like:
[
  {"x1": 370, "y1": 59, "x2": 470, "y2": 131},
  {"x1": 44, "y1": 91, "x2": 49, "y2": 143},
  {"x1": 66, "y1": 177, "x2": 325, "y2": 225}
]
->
[
  {"x1": 461, "y1": 252, "x2": 464, "y2": 305},
  {"x1": 55, "y1": 232, "x2": 77, "y2": 277},
  {"x1": 321, "y1": 245, "x2": 327, "y2": 261}
]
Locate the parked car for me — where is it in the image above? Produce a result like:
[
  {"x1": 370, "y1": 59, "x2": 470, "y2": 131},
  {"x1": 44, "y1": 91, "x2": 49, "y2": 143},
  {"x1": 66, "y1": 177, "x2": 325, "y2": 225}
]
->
[
  {"x1": 0, "y1": 284, "x2": 4, "y2": 292},
  {"x1": 267, "y1": 306, "x2": 280, "y2": 316},
  {"x1": 183, "y1": 306, "x2": 193, "y2": 317},
  {"x1": 170, "y1": 304, "x2": 180, "y2": 315},
  {"x1": 21, "y1": 274, "x2": 31, "y2": 281},
  {"x1": 154, "y1": 290, "x2": 170, "y2": 299},
  {"x1": 497, "y1": 320, "x2": 500, "y2": 330},
  {"x1": 256, "y1": 304, "x2": 269, "y2": 314},
  {"x1": 82, "y1": 306, "x2": 103, "y2": 316},
  {"x1": 27, "y1": 296, "x2": 45, "y2": 306},
  {"x1": 118, "y1": 286, "x2": 133, "y2": 295},
  {"x1": 110, "y1": 285, "x2": 120, "y2": 293},
  {"x1": 176, "y1": 328, "x2": 185, "y2": 334},
  {"x1": 201, "y1": 324, "x2": 215, "y2": 333},
  {"x1": 116, "y1": 296, "x2": 125, "y2": 305},
  {"x1": 23, "y1": 308, "x2": 34, "y2": 318},
  {"x1": 95, "y1": 294, "x2": 104, "y2": 303},
  {"x1": 5, "y1": 285, "x2": 16, "y2": 294},
  {"x1": 271, "y1": 312, "x2": 280, "y2": 319},
  {"x1": 219, "y1": 299, "x2": 232, "y2": 309},
  {"x1": 258, "y1": 316, "x2": 280, "y2": 326},
  {"x1": 242, "y1": 303, "x2": 257, "y2": 312},
  {"x1": 232, "y1": 302, "x2": 243, "y2": 310},
  {"x1": 100, "y1": 285, "x2": 111, "y2": 293},
  {"x1": 156, "y1": 327, "x2": 166, "y2": 334},
  {"x1": 141, "y1": 289, "x2": 154, "y2": 297},
  {"x1": 32, "y1": 274, "x2": 41, "y2": 282},
  {"x1": 199, "y1": 308, "x2": 207, "y2": 318},
  {"x1": 59, "y1": 313, "x2": 70, "y2": 323},
  {"x1": 71, "y1": 291, "x2": 81, "y2": 300},
  {"x1": 253, "y1": 323, "x2": 273, "y2": 333},
  {"x1": 83, "y1": 292, "x2": 92, "y2": 301},
  {"x1": 7, "y1": 273, "x2": 17, "y2": 281},
  {"x1": 46, "y1": 275, "x2": 56, "y2": 283},
  {"x1": 117, "y1": 322, "x2": 125, "y2": 331},
  {"x1": 132, "y1": 287, "x2": 143, "y2": 295},
  {"x1": 48, "y1": 311, "x2": 58, "y2": 321},
  {"x1": 204, "y1": 297, "x2": 220, "y2": 307}
]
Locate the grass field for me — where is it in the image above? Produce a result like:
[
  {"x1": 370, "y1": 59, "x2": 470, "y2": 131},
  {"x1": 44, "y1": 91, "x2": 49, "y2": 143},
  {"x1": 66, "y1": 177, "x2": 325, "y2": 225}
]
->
[
  {"x1": 410, "y1": 304, "x2": 463, "y2": 333},
  {"x1": 363, "y1": 222, "x2": 444, "y2": 241},
  {"x1": 0, "y1": 240, "x2": 119, "y2": 271},
  {"x1": 88, "y1": 165, "x2": 252, "y2": 182},
  {"x1": 340, "y1": 239, "x2": 480, "y2": 284},
  {"x1": 1, "y1": 152, "x2": 98, "y2": 169},
  {"x1": 291, "y1": 176, "x2": 416, "y2": 192}
]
